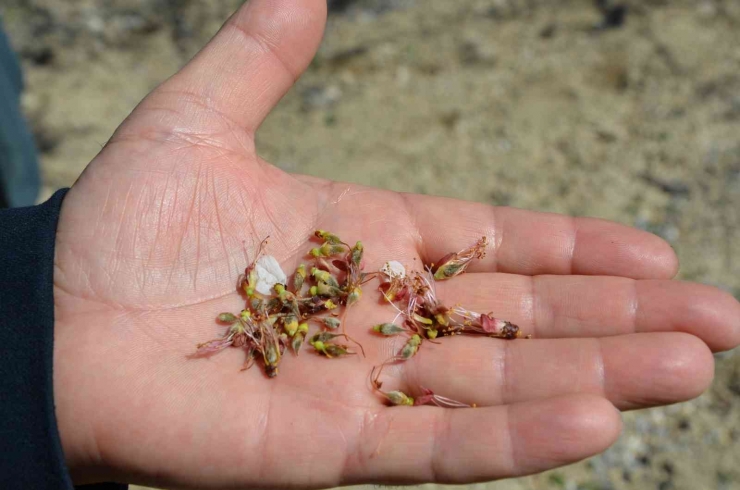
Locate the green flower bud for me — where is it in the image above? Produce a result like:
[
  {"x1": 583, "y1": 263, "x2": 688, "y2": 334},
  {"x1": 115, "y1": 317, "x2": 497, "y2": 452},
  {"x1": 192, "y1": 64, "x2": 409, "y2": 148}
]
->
[
  {"x1": 324, "y1": 344, "x2": 352, "y2": 357},
  {"x1": 315, "y1": 230, "x2": 342, "y2": 244},
  {"x1": 323, "y1": 317, "x2": 341, "y2": 330},
  {"x1": 293, "y1": 264, "x2": 306, "y2": 291},
  {"x1": 386, "y1": 391, "x2": 414, "y2": 406},
  {"x1": 312, "y1": 268, "x2": 339, "y2": 288},
  {"x1": 351, "y1": 241, "x2": 363, "y2": 266},
  {"x1": 291, "y1": 332, "x2": 304, "y2": 355},
  {"x1": 311, "y1": 340, "x2": 325, "y2": 352},
  {"x1": 401, "y1": 334, "x2": 422, "y2": 359},
  {"x1": 347, "y1": 286, "x2": 362, "y2": 305},
  {"x1": 283, "y1": 314, "x2": 299, "y2": 337},
  {"x1": 433, "y1": 263, "x2": 462, "y2": 280},
  {"x1": 218, "y1": 312, "x2": 238, "y2": 323},
  {"x1": 372, "y1": 323, "x2": 405, "y2": 335},
  {"x1": 311, "y1": 331, "x2": 341, "y2": 343}
]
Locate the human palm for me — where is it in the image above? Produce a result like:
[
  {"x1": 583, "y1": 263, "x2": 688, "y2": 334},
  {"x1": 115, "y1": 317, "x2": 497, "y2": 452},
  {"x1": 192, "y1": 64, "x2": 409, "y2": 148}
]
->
[{"x1": 49, "y1": 1, "x2": 740, "y2": 489}]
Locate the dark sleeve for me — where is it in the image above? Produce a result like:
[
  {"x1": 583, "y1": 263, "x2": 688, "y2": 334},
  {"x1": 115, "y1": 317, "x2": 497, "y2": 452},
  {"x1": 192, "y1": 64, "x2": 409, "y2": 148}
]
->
[
  {"x1": 0, "y1": 17, "x2": 41, "y2": 208},
  {"x1": 0, "y1": 189, "x2": 126, "y2": 490}
]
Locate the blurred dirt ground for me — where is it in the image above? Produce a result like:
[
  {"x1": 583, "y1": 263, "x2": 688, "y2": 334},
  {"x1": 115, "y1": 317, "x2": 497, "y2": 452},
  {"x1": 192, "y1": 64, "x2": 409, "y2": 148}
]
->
[{"x1": 2, "y1": 0, "x2": 740, "y2": 489}]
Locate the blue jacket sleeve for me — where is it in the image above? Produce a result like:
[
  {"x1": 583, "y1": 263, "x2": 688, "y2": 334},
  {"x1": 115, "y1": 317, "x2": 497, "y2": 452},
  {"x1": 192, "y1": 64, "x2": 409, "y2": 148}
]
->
[
  {"x1": 0, "y1": 17, "x2": 41, "y2": 208},
  {"x1": 0, "y1": 189, "x2": 126, "y2": 490}
]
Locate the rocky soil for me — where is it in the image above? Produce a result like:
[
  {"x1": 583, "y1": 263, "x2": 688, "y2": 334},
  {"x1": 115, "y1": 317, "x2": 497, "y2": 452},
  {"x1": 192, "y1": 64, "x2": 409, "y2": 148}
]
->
[{"x1": 2, "y1": 0, "x2": 740, "y2": 488}]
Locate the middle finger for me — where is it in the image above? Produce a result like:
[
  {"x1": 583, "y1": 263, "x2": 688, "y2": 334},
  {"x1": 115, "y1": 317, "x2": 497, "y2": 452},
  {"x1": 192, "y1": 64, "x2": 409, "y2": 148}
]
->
[{"x1": 431, "y1": 273, "x2": 740, "y2": 352}]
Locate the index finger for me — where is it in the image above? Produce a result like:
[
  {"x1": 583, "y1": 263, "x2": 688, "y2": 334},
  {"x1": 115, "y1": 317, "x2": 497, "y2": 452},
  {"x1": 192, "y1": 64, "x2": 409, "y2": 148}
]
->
[{"x1": 402, "y1": 193, "x2": 678, "y2": 279}]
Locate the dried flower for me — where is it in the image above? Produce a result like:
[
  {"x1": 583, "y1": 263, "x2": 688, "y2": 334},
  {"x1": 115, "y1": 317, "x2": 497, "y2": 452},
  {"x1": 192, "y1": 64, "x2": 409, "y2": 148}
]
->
[
  {"x1": 346, "y1": 286, "x2": 362, "y2": 305},
  {"x1": 218, "y1": 312, "x2": 238, "y2": 323},
  {"x1": 432, "y1": 236, "x2": 487, "y2": 280},
  {"x1": 293, "y1": 264, "x2": 306, "y2": 292},
  {"x1": 385, "y1": 390, "x2": 414, "y2": 406},
  {"x1": 400, "y1": 334, "x2": 422, "y2": 360},
  {"x1": 283, "y1": 314, "x2": 299, "y2": 337},
  {"x1": 322, "y1": 317, "x2": 341, "y2": 330},
  {"x1": 323, "y1": 344, "x2": 353, "y2": 357},
  {"x1": 372, "y1": 323, "x2": 406, "y2": 336},
  {"x1": 310, "y1": 242, "x2": 346, "y2": 258},
  {"x1": 350, "y1": 241, "x2": 364, "y2": 267},
  {"x1": 195, "y1": 336, "x2": 235, "y2": 355},
  {"x1": 314, "y1": 230, "x2": 345, "y2": 245},
  {"x1": 291, "y1": 332, "x2": 304, "y2": 355},
  {"x1": 413, "y1": 388, "x2": 473, "y2": 408},
  {"x1": 195, "y1": 320, "x2": 247, "y2": 355},
  {"x1": 311, "y1": 267, "x2": 340, "y2": 289}
]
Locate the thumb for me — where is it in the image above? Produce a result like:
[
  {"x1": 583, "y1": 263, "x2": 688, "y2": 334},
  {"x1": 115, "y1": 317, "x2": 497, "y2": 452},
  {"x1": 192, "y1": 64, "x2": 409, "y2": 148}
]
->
[{"x1": 126, "y1": 0, "x2": 326, "y2": 137}]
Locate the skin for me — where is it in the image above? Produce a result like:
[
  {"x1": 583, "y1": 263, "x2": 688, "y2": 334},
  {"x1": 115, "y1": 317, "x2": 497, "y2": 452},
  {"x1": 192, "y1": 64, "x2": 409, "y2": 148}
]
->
[{"x1": 51, "y1": 0, "x2": 740, "y2": 488}]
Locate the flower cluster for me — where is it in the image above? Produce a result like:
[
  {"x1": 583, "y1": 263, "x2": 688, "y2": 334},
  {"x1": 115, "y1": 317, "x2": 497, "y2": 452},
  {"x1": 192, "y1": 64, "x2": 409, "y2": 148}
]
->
[
  {"x1": 371, "y1": 237, "x2": 529, "y2": 406},
  {"x1": 196, "y1": 233, "x2": 530, "y2": 409},
  {"x1": 193, "y1": 232, "x2": 367, "y2": 377}
]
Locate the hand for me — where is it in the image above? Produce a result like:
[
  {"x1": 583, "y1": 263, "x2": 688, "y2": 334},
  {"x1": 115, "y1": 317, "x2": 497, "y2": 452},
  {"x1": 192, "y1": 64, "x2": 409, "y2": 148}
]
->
[{"x1": 51, "y1": 1, "x2": 740, "y2": 488}]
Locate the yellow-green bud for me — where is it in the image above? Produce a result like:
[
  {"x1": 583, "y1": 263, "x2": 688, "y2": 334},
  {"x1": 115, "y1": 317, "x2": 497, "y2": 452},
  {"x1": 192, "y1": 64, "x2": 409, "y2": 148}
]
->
[
  {"x1": 372, "y1": 323, "x2": 405, "y2": 335},
  {"x1": 293, "y1": 264, "x2": 306, "y2": 291},
  {"x1": 433, "y1": 263, "x2": 463, "y2": 281},
  {"x1": 218, "y1": 312, "x2": 237, "y2": 323},
  {"x1": 351, "y1": 241, "x2": 363, "y2": 266},
  {"x1": 284, "y1": 315, "x2": 299, "y2": 337},
  {"x1": 413, "y1": 313, "x2": 433, "y2": 325},
  {"x1": 311, "y1": 340, "x2": 325, "y2": 351},
  {"x1": 435, "y1": 313, "x2": 449, "y2": 326},
  {"x1": 323, "y1": 317, "x2": 341, "y2": 330},
  {"x1": 401, "y1": 334, "x2": 422, "y2": 359},
  {"x1": 386, "y1": 391, "x2": 414, "y2": 406},
  {"x1": 347, "y1": 286, "x2": 362, "y2": 305},
  {"x1": 291, "y1": 332, "x2": 304, "y2": 354},
  {"x1": 311, "y1": 268, "x2": 338, "y2": 288},
  {"x1": 315, "y1": 230, "x2": 342, "y2": 244}
]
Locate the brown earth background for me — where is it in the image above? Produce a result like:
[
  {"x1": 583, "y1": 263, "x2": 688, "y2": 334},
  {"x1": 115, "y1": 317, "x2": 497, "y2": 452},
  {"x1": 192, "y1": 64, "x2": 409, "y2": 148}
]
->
[{"x1": 2, "y1": 0, "x2": 740, "y2": 489}]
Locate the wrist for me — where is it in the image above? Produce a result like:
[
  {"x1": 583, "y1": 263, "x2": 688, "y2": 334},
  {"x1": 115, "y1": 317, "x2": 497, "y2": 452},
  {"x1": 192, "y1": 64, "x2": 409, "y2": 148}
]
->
[{"x1": 52, "y1": 296, "x2": 111, "y2": 484}]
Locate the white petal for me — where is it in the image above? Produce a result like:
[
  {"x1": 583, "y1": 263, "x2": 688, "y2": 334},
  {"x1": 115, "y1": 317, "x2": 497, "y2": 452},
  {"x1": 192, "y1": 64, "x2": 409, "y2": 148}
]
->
[
  {"x1": 380, "y1": 260, "x2": 406, "y2": 279},
  {"x1": 253, "y1": 255, "x2": 288, "y2": 295}
]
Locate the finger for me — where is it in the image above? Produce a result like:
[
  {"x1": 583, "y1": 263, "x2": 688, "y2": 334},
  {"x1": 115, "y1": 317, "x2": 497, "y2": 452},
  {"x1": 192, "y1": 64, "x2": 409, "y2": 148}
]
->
[
  {"x1": 400, "y1": 333, "x2": 713, "y2": 410},
  {"x1": 346, "y1": 395, "x2": 621, "y2": 485},
  {"x1": 132, "y1": 0, "x2": 326, "y2": 136},
  {"x1": 402, "y1": 194, "x2": 678, "y2": 279},
  {"x1": 434, "y1": 274, "x2": 740, "y2": 352}
]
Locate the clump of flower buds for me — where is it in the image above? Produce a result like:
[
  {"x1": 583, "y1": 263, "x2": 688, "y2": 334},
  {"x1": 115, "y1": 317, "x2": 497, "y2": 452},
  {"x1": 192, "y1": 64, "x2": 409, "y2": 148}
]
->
[
  {"x1": 193, "y1": 231, "x2": 367, "y2": 377},
  {"x1": 371, "y1": 237, "x2": 530, "y2": 407},
  {"x1": 195, "y1": 233, "x2": 530, "y2": 409}
]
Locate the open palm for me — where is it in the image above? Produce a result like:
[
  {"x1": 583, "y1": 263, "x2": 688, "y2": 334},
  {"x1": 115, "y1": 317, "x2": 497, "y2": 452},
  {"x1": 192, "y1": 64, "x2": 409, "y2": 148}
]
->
[{"x1": 50, "y1": 1, "x2": 740, "y2": 488}]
